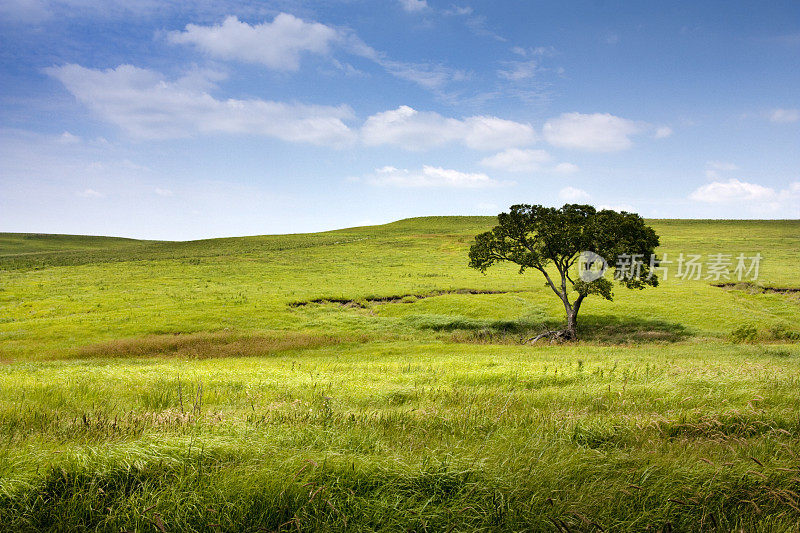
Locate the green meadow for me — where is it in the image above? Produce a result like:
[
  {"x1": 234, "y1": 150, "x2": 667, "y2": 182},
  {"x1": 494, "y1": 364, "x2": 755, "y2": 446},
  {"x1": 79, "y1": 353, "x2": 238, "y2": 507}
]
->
[{"x1": 1, "y1": 217, "x2": 799, "y2": 531}]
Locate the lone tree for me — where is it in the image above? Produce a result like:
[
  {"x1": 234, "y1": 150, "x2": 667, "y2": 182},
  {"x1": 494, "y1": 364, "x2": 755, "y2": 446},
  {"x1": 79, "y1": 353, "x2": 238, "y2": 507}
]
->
[{"x1": 468, "y1": 204, "x2": 660, "y2": 341}]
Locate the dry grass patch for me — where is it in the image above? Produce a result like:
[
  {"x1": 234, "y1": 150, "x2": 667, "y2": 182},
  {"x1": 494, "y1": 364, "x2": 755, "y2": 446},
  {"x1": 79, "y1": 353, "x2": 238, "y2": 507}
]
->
[{"x1": 70, "y1": 330, "x2": 369, "y2": 360}]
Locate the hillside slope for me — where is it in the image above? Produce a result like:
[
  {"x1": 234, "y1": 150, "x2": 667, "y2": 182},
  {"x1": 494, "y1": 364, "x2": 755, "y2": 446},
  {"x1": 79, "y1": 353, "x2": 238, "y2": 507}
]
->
[{"x1": 1, "y1": 218, "x2": 798, "y2": 360}]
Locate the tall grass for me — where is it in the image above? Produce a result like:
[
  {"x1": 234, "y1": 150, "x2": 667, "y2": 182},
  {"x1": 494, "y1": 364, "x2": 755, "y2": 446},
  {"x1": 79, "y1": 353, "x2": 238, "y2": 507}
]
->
[{"x1": 1, "y1": 218, "x2": 799, "y2": 529}]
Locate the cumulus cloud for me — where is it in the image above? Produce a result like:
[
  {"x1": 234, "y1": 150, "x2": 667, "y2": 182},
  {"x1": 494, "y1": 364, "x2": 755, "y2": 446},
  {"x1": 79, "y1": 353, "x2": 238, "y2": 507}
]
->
[
  {"x1": 46, "y1": 64, "x2": 355, "y2": 145},
  {"x1": 168, "y1": 14, "x2": 340, "y2": 71},
  {"x1": 558, "y1": 186, "x2": 591, "y2": 202},
  {"x1": 543, "y1": 112, "x2": 642, "y2": 152},
  {"x1": 769, "y1": 108, "x2": 799, "y2": 123},
  {"x1": 361, "y1": 105, "x2": 536, "y2": 151},
  {"x1": 366, "y1": 165, "x2": 501, "y2": 188},
  {"x1": 689, "y1": 179, "x2": 777, "y2": 203},
  {"x1": 399, "y1": 0, "x2": 427, "y2": 12},
  {"x1": 480, "y1": 148, "x2": 551, "y2": 172}
]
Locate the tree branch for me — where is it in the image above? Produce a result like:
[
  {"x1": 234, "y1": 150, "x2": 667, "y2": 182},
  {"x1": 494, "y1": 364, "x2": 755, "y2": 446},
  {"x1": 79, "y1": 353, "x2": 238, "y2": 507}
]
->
[{"x1": 535, "y1": 266, "x2": 564, "y2": 300}]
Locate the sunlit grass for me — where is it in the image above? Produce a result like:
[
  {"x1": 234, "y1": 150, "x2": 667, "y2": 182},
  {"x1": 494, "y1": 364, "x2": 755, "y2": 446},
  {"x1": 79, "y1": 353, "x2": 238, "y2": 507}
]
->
[{"x1": 1, "y1": 217, "x2": 799, "y2": 530}]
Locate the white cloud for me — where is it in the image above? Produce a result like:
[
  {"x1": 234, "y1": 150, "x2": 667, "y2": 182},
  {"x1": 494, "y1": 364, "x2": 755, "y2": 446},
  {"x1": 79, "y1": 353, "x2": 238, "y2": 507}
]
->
[
  {"x1": 497, "y1": 59, "x2": 539, "y2": 81},
  {"x1": 168, "y1": 14, "x2": 340, "y2": 71},
  {"x1": 480, "y1": 148, "x2": 551, "y2": 172},
  {"x1": 688, "y1": 179, "x2": 800, "y2": 217},
  {"x1": 460, "y1": 116, "x2": 536, "y2": 150},
  {"x1": 154, "y1": 188, "x2": 174, "y2": 196},
  {"x1": 361, "y1": 105, "x2": 535, "y2": 151},
  {"x1": 366, "y1": 165, "x2": 501, "y2": 188},
  {"x1": 46, "y1": 64, "x2": 355, "y2": 145},
  {"x1": 167, "y1": 14, "x2": 469, "y2": 94},
  {"x1": 689, "y1": 179, "x2": 776, "y2": 203},
  {"x1": 399, "y1": 0, "x2": 427, "y2": 12},
  {"x1": 378, "y1": 60, "x2": 469, "y2": 90},
  {"x1": 558, "y1": 186, "x2": 591, "y2": 202},
  {"x1": 77, "y1": 188, "x2": 103, "y2": 198},
  {"x1": 654, "y1": 126, "x2": 673, "y2": 138},
  {"x1": 543, "y1": 112, "x2": 642, "y2": 152},
  {"x1": 553, "y1": 162, "x2": 579, "y2": 174},
  {"x1": 46, "y1": 65, "x2": 534, "y2": 150},
  {"x1": 769, "y1": 108, "x2": 799, "y2": 123}
]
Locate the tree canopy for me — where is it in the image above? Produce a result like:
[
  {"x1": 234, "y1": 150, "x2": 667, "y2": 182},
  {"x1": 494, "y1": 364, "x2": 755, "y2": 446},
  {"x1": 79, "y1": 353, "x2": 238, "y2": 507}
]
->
[{"x1": 468, "y1": 204, "x2": 660, "y2": 340}]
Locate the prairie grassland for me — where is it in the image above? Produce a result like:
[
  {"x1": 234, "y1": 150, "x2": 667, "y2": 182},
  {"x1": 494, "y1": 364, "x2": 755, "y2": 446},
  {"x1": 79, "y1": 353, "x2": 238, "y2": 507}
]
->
[{"x1": 0, "y1": 218, "x2": 799, "y2": 531}]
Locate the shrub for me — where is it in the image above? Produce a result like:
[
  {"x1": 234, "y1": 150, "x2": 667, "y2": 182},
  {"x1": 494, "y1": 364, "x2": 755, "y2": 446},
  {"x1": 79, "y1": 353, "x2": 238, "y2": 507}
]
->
[
  {"x1": 768, "y1": 323, "x2": 800, "y2": 341},
  {"x1": 730, "y1": 324, "x2": 759, "y2": 343}
]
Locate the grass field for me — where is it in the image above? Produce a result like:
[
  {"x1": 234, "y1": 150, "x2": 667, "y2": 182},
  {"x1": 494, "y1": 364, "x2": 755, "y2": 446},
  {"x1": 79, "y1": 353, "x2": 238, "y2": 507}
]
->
[{"x1": 1, "y1": 217, "x2": 799, "y2": 531}]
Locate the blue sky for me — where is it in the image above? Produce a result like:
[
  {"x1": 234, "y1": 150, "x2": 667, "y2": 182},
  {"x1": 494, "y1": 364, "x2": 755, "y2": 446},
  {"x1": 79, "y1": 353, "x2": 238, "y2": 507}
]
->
[{"x1": 1, "y1": 0, "x2": 798, "y2": 239}]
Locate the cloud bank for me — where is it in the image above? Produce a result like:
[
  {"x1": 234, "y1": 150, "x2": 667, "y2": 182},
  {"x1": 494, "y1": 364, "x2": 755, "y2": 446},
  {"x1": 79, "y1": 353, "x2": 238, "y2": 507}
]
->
[
  {"x1": 689, "y1": 179, "x2": 800, "y2": 216},
  {"x1": 46, "y1": 64, "x2": 356, "y2": 145}
]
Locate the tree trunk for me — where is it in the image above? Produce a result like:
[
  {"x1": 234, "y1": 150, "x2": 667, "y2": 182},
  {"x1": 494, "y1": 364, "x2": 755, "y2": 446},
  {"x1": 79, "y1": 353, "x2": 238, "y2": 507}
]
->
[{"x1": 565, "y1": 309, "x2": 578, "y2": 340}]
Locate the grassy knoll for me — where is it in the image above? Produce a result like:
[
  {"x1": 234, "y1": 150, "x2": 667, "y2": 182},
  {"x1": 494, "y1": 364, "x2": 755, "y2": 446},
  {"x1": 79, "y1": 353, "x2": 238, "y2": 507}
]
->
[{"x1": 1, "y1": 218, "x2": 799, "y2": 531}]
